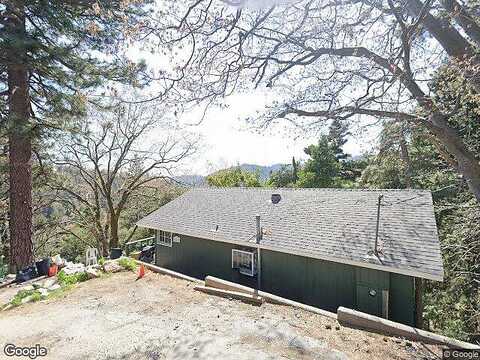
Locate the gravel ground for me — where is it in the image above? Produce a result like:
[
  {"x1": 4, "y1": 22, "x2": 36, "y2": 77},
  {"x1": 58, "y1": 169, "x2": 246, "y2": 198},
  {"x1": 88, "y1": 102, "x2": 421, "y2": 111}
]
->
[{"x1": 0, "y1": 271, "x2": 442, "y2": 360}]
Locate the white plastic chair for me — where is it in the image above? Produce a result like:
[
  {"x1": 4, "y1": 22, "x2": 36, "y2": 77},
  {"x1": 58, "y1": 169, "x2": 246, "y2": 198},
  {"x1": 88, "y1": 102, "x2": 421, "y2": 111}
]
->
[{"x1": 85, "y1": 248, "x2": 99, "y2": 266}]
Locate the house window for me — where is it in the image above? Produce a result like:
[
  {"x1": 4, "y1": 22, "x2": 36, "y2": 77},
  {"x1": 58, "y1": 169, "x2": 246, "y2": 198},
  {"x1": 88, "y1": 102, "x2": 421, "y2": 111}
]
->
[
  {"x1": 156, "y1": 230, "x2": 172, "y2": 247},
  {"x1": 232, "y1": 249, "x2": 257, "y2": 276}
]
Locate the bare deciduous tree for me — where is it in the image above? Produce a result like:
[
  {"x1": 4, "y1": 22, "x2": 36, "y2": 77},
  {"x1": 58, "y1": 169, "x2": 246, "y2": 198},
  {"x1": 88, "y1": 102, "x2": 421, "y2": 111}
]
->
[{"x1": 51, "y1": 103, "x2": 197, "y2": 255}]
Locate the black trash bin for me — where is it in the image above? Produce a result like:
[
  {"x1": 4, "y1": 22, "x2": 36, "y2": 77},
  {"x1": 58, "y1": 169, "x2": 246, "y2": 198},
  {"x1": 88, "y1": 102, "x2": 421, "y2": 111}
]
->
[
  {"x1": 35, "y1": 258, "x2": 51, "y2": 276},
  {"x1": 110, "y1": 248, "x2": 122, "y2": 260},
  {"x1": 16, "y1": 265, "x2": 38, "y2": 283},
  {"x1": 139, "y1": 245, "x2": 155, "y2": 263}
]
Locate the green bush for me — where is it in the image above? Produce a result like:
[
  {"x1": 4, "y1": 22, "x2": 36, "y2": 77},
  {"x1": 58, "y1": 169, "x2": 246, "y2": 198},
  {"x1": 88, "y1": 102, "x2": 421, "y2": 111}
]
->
[
  {"x1": 57, "y1": 270, "x2": 75, "y2": 286},
  {"x1": 57, "y1": 270, "x2": 89, "y2": 286},
  {"x1": 118, "y1": 257, "x2": 137, "y2": 271},
  {"x1": 30, "y1": 291, "x2": 43, "y2": 302},
  {"x1": 98, "y1": 257, "x2": 106, "y2": 266},
  {"x1": 76, "y1": 272, "x2": 89, "y2": 282},
  {"x1": 11, "y1": 290, "x2": 35, "y2": 306},
  {"x1": 10, "y1": 289, "x2": 45, "y2": 307}
]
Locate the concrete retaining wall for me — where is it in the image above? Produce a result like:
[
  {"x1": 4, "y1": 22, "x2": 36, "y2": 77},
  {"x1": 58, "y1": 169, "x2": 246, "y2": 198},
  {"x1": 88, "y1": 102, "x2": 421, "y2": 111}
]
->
[{"x1": 338, "y1": 307, "x2": 479, "y2": 349}]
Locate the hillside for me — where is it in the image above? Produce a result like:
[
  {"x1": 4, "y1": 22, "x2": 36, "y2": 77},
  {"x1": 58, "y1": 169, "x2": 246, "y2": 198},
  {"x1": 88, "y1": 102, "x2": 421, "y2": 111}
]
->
[{"x1": 175, "y1": 163, "x2": 286, "y2": 186}]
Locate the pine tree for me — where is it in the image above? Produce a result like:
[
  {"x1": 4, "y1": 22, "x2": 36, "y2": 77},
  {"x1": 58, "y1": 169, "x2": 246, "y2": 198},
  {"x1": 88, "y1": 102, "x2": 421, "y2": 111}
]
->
[
  {"x1": 328, "y1": 119, "x2": 350, "y2": 160},
  {"x1": 1, "y1": 0, "x2": 150, "y2": 271},
  {"x1": 299, "y1": 136, "x2": 340, "y2": 188},
  {"x1": 292, "y1": 156, "x2": 298, "y2": 183}
]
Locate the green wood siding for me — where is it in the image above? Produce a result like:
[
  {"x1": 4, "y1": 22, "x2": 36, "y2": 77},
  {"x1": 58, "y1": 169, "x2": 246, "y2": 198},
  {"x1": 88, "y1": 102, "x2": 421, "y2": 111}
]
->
[
  {"x1": 260, "y1": 250, "x2": 356, "y2": 312},
  {"x1": 154, "y1": 231, "x2": 415, "y2": 325},
  {"x1": 156, "y1": 234, "x2": 257, "y2": 287},
  {"x1": 389, "y1": 273, "x2": 415, "y2": 326},
  {"x1": 354, "y1": 268, "x2": 389, "y2": 318}
]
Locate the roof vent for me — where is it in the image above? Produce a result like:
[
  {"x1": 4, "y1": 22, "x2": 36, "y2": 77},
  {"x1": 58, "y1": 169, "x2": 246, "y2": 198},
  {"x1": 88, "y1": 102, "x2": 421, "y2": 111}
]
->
[{"x1": 271, "y1": 193, "x2": 281, "y2": 204}]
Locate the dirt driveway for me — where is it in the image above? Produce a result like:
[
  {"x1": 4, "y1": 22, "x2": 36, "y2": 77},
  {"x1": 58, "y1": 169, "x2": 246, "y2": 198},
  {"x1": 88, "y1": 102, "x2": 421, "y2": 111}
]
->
[{"x1": 0, "y1": 271, "x2": 441, "y2": 360}]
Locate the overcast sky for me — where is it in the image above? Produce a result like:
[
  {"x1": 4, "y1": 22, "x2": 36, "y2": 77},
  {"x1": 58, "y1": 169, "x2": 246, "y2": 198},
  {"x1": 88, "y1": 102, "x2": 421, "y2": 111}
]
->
[
  {"x1": 126, "y1": 1, "x2": 382, "y2": 176},
  {"x1": 172, "y1": 91, "x2": 380, "y2": 175},
  {"x1": 132, "y1": 84, "x2": 381, "y2": 176}
]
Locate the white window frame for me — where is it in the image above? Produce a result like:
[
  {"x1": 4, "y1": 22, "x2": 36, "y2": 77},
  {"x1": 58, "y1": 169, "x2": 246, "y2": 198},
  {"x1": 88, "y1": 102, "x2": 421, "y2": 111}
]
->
[
  {"x1": 156, "y1": 230, "x2": 173, "y2": 247},
  {"x1": 232, "y1": 249, "x2": 257, "y2": 277}
]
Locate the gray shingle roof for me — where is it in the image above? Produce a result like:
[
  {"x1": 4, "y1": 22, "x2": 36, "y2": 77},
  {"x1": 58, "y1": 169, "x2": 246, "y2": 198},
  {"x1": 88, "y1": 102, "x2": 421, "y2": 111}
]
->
[{"x1": 137, "y1": 187, "x2": 444, "y2": 281}]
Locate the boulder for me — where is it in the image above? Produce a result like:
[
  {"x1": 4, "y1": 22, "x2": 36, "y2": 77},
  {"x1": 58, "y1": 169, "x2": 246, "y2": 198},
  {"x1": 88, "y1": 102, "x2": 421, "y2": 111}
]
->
[
  {"x1": 86, "y1": 268, "x2": 100, "y2": 279},
  {"x1": 38, "y1": 288, "x2": 49, "y2": 297},
  {"x1": 104, "y1": 262, "x2": 122, "y2": 273},
  {"x1": 63, "y1": 262, "x2": 86, "y2": 275},
  {"x1": 42, "y1": 278, "x2": 57, "y2": 289},
  {"x1": 48, "y1": 284, "x2": 61, "y2": 291},
  {"x1": 22, "y1": 285, "x2": 34, "y2": 291}
]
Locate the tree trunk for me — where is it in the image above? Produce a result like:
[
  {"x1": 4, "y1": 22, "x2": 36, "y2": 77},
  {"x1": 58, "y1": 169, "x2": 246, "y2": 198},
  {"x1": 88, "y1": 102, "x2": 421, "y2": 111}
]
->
[
  {"x1": 406, "y1": 0, "x2": 480, "y2": 92},
  {"x1": 399, "y1": 126, "x2": 413, "y2": 188},
  {"x1": 6, "y1": 1, "x2": 33, "y2": 272},
  {"x1": 440, "y1": 0, "x2": 480, "y2": 47},
  {"x1": 100, "y1": 235, "x2": 109, "y2": 257},
  {"x1": 426, "y1": 113, "x2": 480, "y2": 202},
  {"x1": 109, "y1": 212, "x2": 120, "y2": 249}
]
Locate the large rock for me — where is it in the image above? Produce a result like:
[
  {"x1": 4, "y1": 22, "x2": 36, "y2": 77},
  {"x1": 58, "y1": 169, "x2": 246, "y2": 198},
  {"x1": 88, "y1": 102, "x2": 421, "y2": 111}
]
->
[
  {"x1": 42, "y1": 278, "x2": 57, "y2": 289},
  {"x1": 63, "y1": 262, "x2": 85, "y2": 275},
  {"x1": 103, "y1": 262, "x2": 122, "y2": 273},
  {"x1": 86, "y1": 268, "x2": 100, "y2": 279},
  {"x1": 38, "y1": 288, "x2": 49, "y2": 297},
  {"x1": 48, "y1": 284, "x2": 61, "y2": 291}
]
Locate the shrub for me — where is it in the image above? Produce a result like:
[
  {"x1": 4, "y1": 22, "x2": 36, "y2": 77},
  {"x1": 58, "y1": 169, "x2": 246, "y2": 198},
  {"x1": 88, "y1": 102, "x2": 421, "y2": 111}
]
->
[
  {"x1": 10, "y1": 289, "x2": 45, "y2": 306},
  {"x1": 30, "y1": 292, "x2": 43, "y2": 302},
  {"x1": 118, "y1": 257, "x2": 137, "y2": 271},
  {"x1": 11, "y1": 290, "x2": 35, "y2": 306},
  {"x1": 57, "y1": 270, "x2": 76, "y2": 286},
  {"x1": 76, "y1": 272, "x2": 89, "y2": 282},
  {"x1": 57, "y1": 270, "x2": 89, "y2": 286}
]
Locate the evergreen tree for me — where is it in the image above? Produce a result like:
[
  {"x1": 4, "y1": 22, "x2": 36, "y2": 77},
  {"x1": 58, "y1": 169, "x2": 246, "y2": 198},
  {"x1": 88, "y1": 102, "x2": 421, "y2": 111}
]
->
[
  {"x1": 328, "y1": 119, "x2": 350, "y2": 160},
  {"x1": 297, "y1": 136, "x2": 340, "y2": 188},
  {"x1": 267, "y1": 157, "x2": 299, "y2": 188},
  {"x1": 292, "y1": 156, "x2": 298, "y2": 183},
  {"x1": 1, "y1": 1, "x2": 150, "y2": 271}
]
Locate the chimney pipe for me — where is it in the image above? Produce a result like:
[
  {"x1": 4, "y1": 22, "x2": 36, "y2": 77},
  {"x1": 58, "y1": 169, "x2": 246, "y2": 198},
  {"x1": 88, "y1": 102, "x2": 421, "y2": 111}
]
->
[
  {"x1": 256, "y1": 215, "x2": 262, "y2": 243},
  {"x1": 374, "y1": 194, "x2": 384, "y2": 256},
  {"x1": 255, "y1": 215, "x2": 262, "y2": 294}
]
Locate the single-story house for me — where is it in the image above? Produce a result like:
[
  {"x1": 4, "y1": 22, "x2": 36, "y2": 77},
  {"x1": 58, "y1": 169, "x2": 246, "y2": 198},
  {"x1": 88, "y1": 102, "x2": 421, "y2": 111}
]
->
[{"x1": 137, "y1": 187, "x2": 444, "y2": 326}]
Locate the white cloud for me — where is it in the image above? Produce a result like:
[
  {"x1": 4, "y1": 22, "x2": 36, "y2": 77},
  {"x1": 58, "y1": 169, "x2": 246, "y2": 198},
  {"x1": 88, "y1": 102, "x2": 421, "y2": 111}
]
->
[{"x1": 167, "y1": 90, "x2": 378, "y2": 175}]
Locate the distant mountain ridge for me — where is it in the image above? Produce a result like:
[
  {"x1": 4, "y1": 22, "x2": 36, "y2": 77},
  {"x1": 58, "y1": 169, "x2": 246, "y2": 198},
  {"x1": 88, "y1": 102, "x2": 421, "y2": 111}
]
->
[
  {"x1": 173, "y1": 174, "x2": 206, "y2": 186},
  {"x1": 234, "y1": 163, "x2": 285, "y2": 180},
  {"x1": 174, "y1": 163, "x2": 287, "y2": 186}
]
